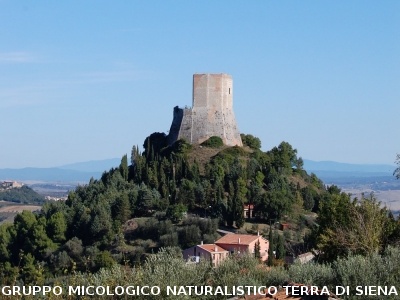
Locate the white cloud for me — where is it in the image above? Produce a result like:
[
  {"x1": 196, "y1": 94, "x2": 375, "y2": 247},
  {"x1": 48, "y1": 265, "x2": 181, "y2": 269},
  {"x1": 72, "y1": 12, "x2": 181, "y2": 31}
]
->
[{"x1": 0, "y1": 51, "x2": 36, "y2": 63}]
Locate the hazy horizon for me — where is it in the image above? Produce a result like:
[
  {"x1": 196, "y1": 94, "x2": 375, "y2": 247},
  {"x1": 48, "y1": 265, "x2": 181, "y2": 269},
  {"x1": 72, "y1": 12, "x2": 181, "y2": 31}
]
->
[{"x1": 0, "y1": 157, "x2": 396, "y2": 171}]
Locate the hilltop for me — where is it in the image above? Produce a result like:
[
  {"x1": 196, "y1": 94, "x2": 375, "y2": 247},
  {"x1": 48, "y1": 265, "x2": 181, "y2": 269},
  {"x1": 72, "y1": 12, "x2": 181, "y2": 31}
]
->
[
  {"x1": 127, "y1": 132, "x2": 327, "y2": 227},
  {"x1": 0, "y1": 185, "x2": 45, "y2": 204}
]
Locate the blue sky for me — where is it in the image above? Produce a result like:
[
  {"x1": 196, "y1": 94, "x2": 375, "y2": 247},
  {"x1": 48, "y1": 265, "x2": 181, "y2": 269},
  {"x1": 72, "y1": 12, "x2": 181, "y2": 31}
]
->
[{"x1": 0, "y1": 1, "x2": 399, "y2": 168}]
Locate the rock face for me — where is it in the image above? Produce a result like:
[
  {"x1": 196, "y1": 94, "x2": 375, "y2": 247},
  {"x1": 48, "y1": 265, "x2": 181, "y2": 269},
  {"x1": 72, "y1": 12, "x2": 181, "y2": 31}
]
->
[{"x1": 168, "y1": 74, "x2": 243, "y2": 146}]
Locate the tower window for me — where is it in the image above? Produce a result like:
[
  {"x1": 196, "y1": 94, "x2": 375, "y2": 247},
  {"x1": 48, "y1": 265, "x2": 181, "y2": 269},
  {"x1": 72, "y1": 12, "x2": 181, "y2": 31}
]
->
[{"x1": 229, "y1": 88, "x2": 230, "y2": 94}]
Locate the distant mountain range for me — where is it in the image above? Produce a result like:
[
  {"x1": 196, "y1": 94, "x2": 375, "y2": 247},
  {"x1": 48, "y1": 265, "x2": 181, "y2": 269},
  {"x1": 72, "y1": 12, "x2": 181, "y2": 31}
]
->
[
  {"x1": 0, "y1": 158, "x2": 121, "y2": 183},
  {"x1": 59, "y1": 158, "x2": 121, "y2": 173},
  {"x1": 0, "y1": 158, "x2": 396, "y2": 183},
  {"x1": 303, "y1": 159, "x2": 396, "y2": 184},
  {"x1": 303, "y1": 159, "x2": 395, "y2": 174}
]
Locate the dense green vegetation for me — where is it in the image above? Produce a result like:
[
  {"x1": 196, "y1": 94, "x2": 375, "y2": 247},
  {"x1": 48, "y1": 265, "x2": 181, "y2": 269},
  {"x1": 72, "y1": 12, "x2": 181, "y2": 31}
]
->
[
  {"x1": 67, "y1": 247, "x2": 400, "y2": 300},
  {"x1": 0, "y1": 133, "x2": 399, "y2": 292},
  {"x1": 201, "y1": 136, "x2": 224, "y2": 148},
  {"x1": 0, "y1": 185, "x2": 45, "y2": 204},
  {"x1": 7, "y1": 248, "x2": 400, "y2": 299},
  {"x1": 240, "y1": 133, "x2": 261, "y2": 150}
]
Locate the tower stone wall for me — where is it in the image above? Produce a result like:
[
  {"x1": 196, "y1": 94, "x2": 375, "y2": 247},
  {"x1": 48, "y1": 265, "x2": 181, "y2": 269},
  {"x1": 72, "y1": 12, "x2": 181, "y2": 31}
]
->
[{"x1": 168, "y1": 74, "x2": 242, "y2": 147}]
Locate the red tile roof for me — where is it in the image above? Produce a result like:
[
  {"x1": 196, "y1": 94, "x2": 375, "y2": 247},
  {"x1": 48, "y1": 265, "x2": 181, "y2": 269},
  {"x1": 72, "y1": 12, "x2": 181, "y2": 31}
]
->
[
  {"x1": 198, "y1": 244, "x2": 229, "y2": 253},
  {"x1": 215, "y1": 234, "x2": 264, "y2": 245},
  {"x1": 244, "y1": 204, "x2": 254, "y2": 209}
]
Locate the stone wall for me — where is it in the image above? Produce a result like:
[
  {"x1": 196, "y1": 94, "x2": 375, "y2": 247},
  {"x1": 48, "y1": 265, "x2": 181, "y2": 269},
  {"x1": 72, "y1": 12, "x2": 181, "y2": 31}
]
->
[{"x1": 168, "y1": 74, "x2": 242, "y2": 147}]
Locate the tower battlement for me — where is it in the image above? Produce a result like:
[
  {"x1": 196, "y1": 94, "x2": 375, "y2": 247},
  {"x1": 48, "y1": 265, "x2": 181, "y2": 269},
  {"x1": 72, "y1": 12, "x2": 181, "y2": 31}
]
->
[{"x1": 168, "y1": 74, "x2": 242, "y2": 147}]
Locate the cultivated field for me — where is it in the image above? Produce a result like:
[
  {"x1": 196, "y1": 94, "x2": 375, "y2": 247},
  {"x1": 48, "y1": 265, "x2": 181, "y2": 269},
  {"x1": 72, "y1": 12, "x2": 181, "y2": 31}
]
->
[
  {"x1": 0, "y1": 204, "x2": 42, "y2": 213},
  {"x1": 343, "y1": 188, "x2": 400, "y2": 210},
  {"x1": 0, "y1": 201, "x2": 42, "y2": 224}
]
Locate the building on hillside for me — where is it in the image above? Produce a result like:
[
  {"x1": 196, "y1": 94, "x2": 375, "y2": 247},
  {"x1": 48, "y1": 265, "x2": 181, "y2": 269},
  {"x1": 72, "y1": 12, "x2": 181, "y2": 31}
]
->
[
  {"x1": 285, "y1": 251, "x2": 316, "y2": 265},
  {"x1": 1, "y1": 181, "x2": 23, "y2": 189},
  {"x1": 183, "y1": 233, "x2": 269, "y2": 265},
  {"x1": 167, "y1": 74, "x2": 243, "y2": 147},
  {"x1": 215, "y1": 233, "x2": 269, "y2": 262},
  {"x1": 243, "y1": 204, "x2": 254, "y2": 218},
  {"x1": 279, "y1": 222, "x2": 290, "y2": 230},
  {"x1": 296, "y1": 252, "x2": 315, "y2": 264},
  {"x1": 182, "y1": 242, "x2": 229, "y2": 266}
]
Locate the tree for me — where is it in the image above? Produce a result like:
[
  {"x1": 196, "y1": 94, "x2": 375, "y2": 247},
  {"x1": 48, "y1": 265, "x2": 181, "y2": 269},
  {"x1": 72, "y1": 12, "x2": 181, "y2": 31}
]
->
[
  {"x1": 180, "y1": 225, "x2": 201, "y2": 248},
  {"x1": 136, "y1": 185, "x2": 156, "y2": 216},
  {"x1": 316, "y1": 192, "x2": 353, "y2": 260},
  {"x1": 301, "y1": 186, "x2": 316, "y2": 211},
  {"x1": 254, "y1": 240, "x2": 261, "y2": 259},
  {"x1": 119, "y1": 154, "x2": 129, "y2": 181},
  {"x1": 394, "y1": 154, "x2": 400, "y2": 179},
  {"x1": 269, "y1": 141, "x2": 298, "y2": 173},
  {"x1": 177, "y1": 179, "x2": 196, "y2": 209},
  {"x1": 95, "y1": 250, "x2": 115, "y2": 270},
  {"x1": 47, "y1": 212, "x2": 67, "y2": 244},
  {"x1": 255, "y1": 190, "x2": 292, "y2": 222},
  {"x1": 268, "y1": 227, "x2": 274, "y2": 266},
  {"x1": 160, "y1": 232, "x2": 179, "y2": 247},
  {"x1": 276, "y1": 234, "x2": 285, "y2": 259},
  {"x1": 64, "y1": 237, "x2": 83, "y2": 261},
  {"x1": 142, "y1": 132, "x2": 167, "y2": 161},
  {"x1": 89, "y1": 203, "x2": 113, "y2": 244},
  {"x1": 295, "y1": 157, "x2": 304, "y2": 171},
  {"x1": 241, "y1": 134, "x2": 261, "y2": 150},
  {"x1": 11, "y1": 211, "x2": 38, "y2": 261},
  {"x1": 130, "y1": 145, "x2": 145, "y2": 182},
  {"x1": 0, "y1": 224, "x2": 12, "y2": 263},
  {"x1": 50, "y1": 251, "x2": 71, "y2": 274},
  {"x1": 112, "y1": 193, "x2": 131, "y2": 225},
  {"x1": 21, "y1": 253, "x2": 44, "y2": 284},
  {"x1": 166, "y1": 203, "x2": 187, "y2": 223},
  {"x1": 334, "y1": 196, "x2": 387, "y2": 255},
  {"x1": 317, "y1": 193, "x2": 390, "y2": 261},
  {"x1": 234, "y1": 201, "x2": 245, "y2": 229}
]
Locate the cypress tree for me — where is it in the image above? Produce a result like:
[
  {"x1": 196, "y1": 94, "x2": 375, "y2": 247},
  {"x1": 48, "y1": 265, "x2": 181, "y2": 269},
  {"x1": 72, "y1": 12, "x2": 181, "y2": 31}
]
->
[
  {"x1": 233, "y1": 195, "x2": 245, "y2": 228},
  {"x1": 276, "y1": 234, "x2": 286, "y2": 259},
  {"x1": 119, "y1": 154, "x2": 128, "y2": 181},
  {"x1": 268, "y1": 226, "x2": 274, "y2": 266},
  {"x1": 254, "y1": 240, "x2": 261, "y2": 259}
]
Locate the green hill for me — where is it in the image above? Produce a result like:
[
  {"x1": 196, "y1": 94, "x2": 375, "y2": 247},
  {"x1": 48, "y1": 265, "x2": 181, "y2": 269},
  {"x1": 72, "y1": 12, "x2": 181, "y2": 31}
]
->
[
  {"x1": 128, "y1": 133, "x2": 326, "y2": 227},
  {"x1": 0, "y1": 132, "x2": 398, "y2": 285},
  {"x1": 0, "y1": 185, "x2": 45, "y2": 204}
]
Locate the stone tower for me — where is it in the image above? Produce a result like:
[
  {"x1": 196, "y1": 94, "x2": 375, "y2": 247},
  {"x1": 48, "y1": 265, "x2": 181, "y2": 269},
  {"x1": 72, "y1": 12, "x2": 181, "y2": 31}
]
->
[{"x1": 167, "y1": 74, "x2": 243, "y2": 147}]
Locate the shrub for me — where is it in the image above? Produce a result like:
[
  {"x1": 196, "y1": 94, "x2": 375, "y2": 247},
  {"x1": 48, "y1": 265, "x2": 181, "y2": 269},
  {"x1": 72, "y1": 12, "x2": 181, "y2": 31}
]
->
[
  {"x1": 333, "y1": 247, "x2": 400, "y2": 299},
  {"x1": 201, "y1": 136, "x2": 224, "y2": 148},
  {"x1": 241, "y1": 134, "x2": 262, "y2": 150},
  {"x1": 288, "y1": 262, "x2": 335, "y2": 288}
]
